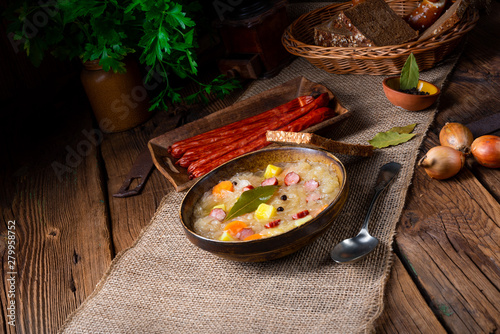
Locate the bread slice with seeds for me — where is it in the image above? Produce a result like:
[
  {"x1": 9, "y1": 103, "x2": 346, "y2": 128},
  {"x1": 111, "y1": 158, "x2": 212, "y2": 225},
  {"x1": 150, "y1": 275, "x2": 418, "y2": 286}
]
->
[
  {"x1": 314, "y1": 14, "x2": 374, "y2": 47},
  {"x1": 339, "y1": 0, "x2": 418, "y2": 46},
  {"x1": 313, "y1": 0, "x2": 418, "y2": 47}
]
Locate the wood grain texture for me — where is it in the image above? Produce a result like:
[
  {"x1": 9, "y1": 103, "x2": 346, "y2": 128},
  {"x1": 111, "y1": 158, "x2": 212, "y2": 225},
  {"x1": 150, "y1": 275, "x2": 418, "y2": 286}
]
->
[
  {"x1": 382, "y1": 5, "x2": 500, "y2": 333},
  {"x1": 0, "y1": 94, "x2": 113, "y2": 333},
  {"x1": 468, "y1": 156, "x2": 500, "y2": 202},
  {"x1": 396, "y1": 6, "x2": 500, "y2": 333},
  {"x1": 100, "y1": 112, "x2": 181, "y2": 253},
  {"x1": 396, "y1": 157, "x2": 500, "y2": 333},
  {"x1": 433, "y1": 5, "x2": 500, "y2": 129},
  {"x1": 374, "y1": 256, "x2": 446, "y2": 333}
]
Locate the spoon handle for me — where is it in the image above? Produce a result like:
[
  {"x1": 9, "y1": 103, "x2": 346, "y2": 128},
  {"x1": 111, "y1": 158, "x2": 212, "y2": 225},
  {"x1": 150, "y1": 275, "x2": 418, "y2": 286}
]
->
[
  {"x1": 361, "y1": 189, "x2": 383, "y2": 231},
  {"x1": 361, "y1": 162, "x2": 401, "y2": 231}
]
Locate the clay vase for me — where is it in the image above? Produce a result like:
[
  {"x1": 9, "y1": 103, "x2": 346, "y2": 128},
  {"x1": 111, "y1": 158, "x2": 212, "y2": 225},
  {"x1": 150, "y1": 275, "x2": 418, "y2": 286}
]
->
[{"x1": 80, "y1": 58, "x2": 152, "y2": 133}]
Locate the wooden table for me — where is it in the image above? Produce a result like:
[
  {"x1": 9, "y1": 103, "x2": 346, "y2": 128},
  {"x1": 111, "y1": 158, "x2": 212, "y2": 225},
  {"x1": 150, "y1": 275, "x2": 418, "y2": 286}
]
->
[{"x1": 1, "y1": 4, "x2": 499, "y2": 333}]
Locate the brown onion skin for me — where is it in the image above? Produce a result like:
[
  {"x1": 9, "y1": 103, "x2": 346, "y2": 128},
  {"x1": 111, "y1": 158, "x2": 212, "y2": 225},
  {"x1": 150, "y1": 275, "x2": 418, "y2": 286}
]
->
[
  {"x1": 471, "y1": 135, "x2": 500, "y2": 168},
  {"x1": 418, "y1": 146, "x2": 466, "y2": 180},
  {"x1": 439, "y1": 122, "x2": 474, "y2": 155}
]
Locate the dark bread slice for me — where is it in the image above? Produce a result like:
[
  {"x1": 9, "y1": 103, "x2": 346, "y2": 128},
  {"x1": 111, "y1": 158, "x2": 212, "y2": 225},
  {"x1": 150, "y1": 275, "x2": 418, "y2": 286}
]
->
[
  {"x1": 314, "y1": 14, "x2": 374, "y2": 47},
  {"x1": 341, "y1": 0, "x2": 418, "y2": 46},
  {"x1": 418, "y1": 0, "x2": 469, "y2": 41},
  {"x1": 266, "y1": 131, "x2": 374, "y2": 157}
]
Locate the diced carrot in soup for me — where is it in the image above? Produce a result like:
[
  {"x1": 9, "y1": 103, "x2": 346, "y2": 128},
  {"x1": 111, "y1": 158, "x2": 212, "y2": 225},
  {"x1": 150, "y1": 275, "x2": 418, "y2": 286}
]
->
[
  {"x1": 244, "y1": 234, "x2": 262, "y2": 241},
  {"x1": 224, "y1": 221, "x2": 247, "y2": 237},
  {"x1": 212, "y1": 181, "x2": 234, "y2": 197}
]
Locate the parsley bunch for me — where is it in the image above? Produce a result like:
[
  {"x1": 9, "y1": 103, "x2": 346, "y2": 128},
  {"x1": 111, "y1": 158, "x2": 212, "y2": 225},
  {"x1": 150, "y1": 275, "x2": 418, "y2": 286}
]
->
[{"x1": 5, "y1": 0, "x2": 240, "y2": 111}]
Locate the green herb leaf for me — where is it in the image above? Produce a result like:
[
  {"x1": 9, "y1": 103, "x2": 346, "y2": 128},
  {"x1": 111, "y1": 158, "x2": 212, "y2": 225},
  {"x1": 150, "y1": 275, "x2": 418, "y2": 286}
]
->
[
  {"x1": 369, "y1": 132, "x2": 416, "y2": 149},
  {"x1": 389, "y1": 123, "x2": 417, "y2": 134},
  {"x1": 5, "y1": 0, "x2": 239, "y2": 113},
  {"x1": 226, "y1": 186, "x2": 279, "y2": 221},
  {"x1": 400, "y1": 53, "x2": 419, "y2": 90}
]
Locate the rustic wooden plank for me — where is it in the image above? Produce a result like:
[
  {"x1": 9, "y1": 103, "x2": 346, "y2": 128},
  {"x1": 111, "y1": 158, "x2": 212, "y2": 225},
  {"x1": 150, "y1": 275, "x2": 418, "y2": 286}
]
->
[
  {"x1": 432, "y1": 4, "x2": 500, "y2": 204},
  {"x1": 0, "y1": 88, "x2": 113, "y2": 333},
  {"x1": 396, "y1": 131, "x2": 500, "y2": 333},
  {"x1": 377, "y1": 5, "x2": 500, "y2": 332},
  {"x1": 374, "y1": 256, "x2": 446, "y2": 333},
  {"x1": 468, "y1": 157, "x2": 500, "y2": 202},
  {"x1": 431, "y1": 3, "x2": 500, "y2": 132},
  {"x1": 100, "y1": 112, "x2": 180, "y2": 253},
  {"x1": 433, "y1": 9, "x2": 500, "y2": 129}
]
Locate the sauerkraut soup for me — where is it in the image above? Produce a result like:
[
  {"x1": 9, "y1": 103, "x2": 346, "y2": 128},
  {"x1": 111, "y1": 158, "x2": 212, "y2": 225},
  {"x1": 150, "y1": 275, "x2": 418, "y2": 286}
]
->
[{"x1": 192, "y1": 160, "x2": 341, "y2": 241}]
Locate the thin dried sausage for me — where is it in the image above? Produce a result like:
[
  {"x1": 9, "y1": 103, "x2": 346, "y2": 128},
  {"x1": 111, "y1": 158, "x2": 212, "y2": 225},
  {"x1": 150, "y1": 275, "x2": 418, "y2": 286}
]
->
[
  {"x1": 188, "y1": 94, "x2": 331, "y2": 179},
  {"x1": 169, "y1": 95, "x2": 314, "y2": 156}
]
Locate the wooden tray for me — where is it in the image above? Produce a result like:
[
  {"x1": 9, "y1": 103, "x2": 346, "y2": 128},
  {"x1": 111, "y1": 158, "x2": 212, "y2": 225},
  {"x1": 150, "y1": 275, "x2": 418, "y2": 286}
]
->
[{"x1": 148, "y1": 76, "x2": 350, "y2": 192}]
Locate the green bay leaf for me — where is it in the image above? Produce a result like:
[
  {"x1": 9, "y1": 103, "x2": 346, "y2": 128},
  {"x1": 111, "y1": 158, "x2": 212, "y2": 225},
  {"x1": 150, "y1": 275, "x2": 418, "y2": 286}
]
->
[
  {"x1": 389, "y1": 123, "x2": 417, "y2": 134},
  {"x1": 225, "y1": 185, "x2": 278, "y2": 221},
  {"x1": 400, "y1": 53, "x2": 419, "y2": 90},
  {"x1": 368, "y1": 131, "x2": 416, "y2": 149}
]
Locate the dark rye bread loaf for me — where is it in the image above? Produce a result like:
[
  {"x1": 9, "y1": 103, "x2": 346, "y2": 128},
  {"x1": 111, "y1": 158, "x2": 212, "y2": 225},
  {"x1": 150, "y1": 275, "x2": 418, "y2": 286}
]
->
[
  {"x1": 314, "y1": 14, "x2": 374, "y2": 47},
  {"x1": 418, "y1": 0, "x2": 469, "y2": 41},
  {"x1": 340, "y1": 0, "x2": 418, "y2": 46}
]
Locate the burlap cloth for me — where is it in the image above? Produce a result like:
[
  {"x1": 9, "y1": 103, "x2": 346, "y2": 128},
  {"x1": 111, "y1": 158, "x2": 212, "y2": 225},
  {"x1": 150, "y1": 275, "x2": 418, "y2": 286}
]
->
[{"x1": 59, "y1": 6, "x2": 463, "y2": 333}]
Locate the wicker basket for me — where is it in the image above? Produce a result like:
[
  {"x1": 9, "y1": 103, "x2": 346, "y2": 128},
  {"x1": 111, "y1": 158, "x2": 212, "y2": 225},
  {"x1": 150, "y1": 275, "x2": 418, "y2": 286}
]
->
[{"x1": 282, "y1": 0, "x2": 479, "y2": 75}]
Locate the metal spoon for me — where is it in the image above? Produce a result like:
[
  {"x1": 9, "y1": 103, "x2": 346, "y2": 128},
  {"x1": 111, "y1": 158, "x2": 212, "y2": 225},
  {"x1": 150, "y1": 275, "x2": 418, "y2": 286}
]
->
[{"x1": 330, "y1": 162, "x2": 401, "y2": 263}]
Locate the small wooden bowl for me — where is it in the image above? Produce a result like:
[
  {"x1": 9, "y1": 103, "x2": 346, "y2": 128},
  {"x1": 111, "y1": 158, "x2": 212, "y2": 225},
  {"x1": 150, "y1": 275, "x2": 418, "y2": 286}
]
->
[
  {"x1": 383, "y1": 76, "x2": 441, "y2": 111},
  {"x1": 179, "y1": 147, "x2": 349, "y2": 262}
]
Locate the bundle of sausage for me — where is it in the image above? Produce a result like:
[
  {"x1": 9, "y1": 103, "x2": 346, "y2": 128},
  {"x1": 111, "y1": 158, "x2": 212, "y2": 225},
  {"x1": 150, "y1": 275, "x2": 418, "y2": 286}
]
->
[{"x1": 167, "y1": 93, "x2": 336, "y2": 179}]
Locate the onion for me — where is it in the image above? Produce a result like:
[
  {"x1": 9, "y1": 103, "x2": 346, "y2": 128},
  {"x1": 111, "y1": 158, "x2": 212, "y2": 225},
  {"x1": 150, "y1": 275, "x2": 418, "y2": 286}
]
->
[
  {"x1": 439, "y1": 122, "x2": 474, "y2": 154},
  {"x1": 418, "y1": 146, "x2": 465, "y2": 180},
  {"x1": 471, "y1": 135, "x2": 500, "y2": 168}
]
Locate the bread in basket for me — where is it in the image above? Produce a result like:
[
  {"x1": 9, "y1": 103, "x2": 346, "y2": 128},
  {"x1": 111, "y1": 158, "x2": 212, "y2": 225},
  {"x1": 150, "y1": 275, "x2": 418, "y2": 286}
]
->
[{"x1": 282, "y1": 0, "x2": 479, "y2": 75}]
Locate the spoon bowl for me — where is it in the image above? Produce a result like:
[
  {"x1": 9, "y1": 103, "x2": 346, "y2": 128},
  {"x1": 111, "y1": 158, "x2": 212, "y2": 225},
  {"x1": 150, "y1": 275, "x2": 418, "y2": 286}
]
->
[
  {"x1": 330, "y1": 162, "x2": 401, "y2": 263},
  {"x1": 330, "y1": 229, "x2": 379, "y2": 263}
]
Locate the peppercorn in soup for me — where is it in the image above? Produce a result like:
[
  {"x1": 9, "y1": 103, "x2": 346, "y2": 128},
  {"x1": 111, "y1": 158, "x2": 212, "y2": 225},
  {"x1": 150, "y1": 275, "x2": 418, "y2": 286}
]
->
[{"x1": 192, "y1": 160, "x2": 341, "y2": 241}]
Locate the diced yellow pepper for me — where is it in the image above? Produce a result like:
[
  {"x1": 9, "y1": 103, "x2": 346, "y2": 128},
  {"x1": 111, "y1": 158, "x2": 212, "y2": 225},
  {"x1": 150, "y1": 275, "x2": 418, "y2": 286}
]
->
[
  {"x1": 219, "y1": 231, "x2": 236, "y2": 241},
  {"x1": 254, "y1": 203, "x2": 277, "y2": 220},
  {"x1": 294, "y1": 215, "x2": 313, "y2": 227},
  {"x1": 212, "y1": 204, "x2": 226, "y2": 211},
  {"x1": 264, "y1": 164, "x2": 282, "y2": 179}
]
